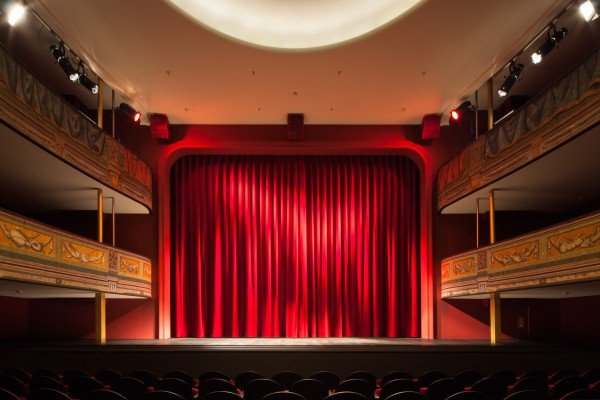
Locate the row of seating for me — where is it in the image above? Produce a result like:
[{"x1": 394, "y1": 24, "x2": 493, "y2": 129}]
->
[{"x1": 0, "y1": 368, "x2": 598, "y2": 400}]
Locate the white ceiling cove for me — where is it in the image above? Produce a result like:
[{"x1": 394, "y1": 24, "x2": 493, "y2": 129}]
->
[
  {"x1": 27, "y1": 0, "x2": 570, "y2": 125},
  {"x1": 166, "y1": 0, "x2": 424, "y2": 49}
]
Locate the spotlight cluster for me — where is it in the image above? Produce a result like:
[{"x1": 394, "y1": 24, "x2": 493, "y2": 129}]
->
[{"x1": 49, "y1": 43, "x2": 98, "y2": 95}]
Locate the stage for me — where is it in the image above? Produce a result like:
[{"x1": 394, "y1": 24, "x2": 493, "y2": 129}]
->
[{"x1": 1, "y1": 338, "x2": 598, "y2": 376}]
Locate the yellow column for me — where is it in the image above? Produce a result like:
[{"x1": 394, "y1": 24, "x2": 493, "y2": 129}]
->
[
  {"x1": 490, "y1": 292, "x2": 501, "y2": 344},
  {"x1": 95, "y1": 292, "x2": 106, "y2": 344},
  {"x1": 97, "y1": 189, "x2": 103, "y2": 243},
  {"x1": 97, "y1": 77, "x2": 104, "y2": 129},
  {"x1": 487, "y1": 78, "x2": 494, "y2": 130},
  {"x1": 489, "y1": 189, "x2": 496, "y2": 244}
]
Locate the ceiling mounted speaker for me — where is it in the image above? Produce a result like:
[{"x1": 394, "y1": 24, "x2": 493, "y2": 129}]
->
[
  {"x1": 149, "y1": 113, "x2": 170, "y2": 139},
  {"x1": 287, "y1": 113, "x2": 304, "y2": 140},
  {"x1": 421, "y1": 113, "x2": 441, "y2": 139}
]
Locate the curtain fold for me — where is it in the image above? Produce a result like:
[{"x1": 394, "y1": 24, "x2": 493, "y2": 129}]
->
[{"x1": 172, "y1": 155, "x2": 419, "y2": 337}]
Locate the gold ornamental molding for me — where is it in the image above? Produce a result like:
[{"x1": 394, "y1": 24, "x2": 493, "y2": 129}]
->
[
  {"x1": 0, "y1": 208, "x2": 151, "y2": 298},
  {"x1": 0, "y1": 44, "x2": 152, "y2": 211},
  {"x1": 437, "y1": 47, "x2": 600, "y2": 212},
  {"x1": 441, "y1": 211, "x2": 600, "y2": 298}
]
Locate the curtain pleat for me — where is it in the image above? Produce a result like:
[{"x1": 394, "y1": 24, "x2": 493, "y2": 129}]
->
[{"x1": 172, "y1": 155, "x2": 420, "y2": 337}]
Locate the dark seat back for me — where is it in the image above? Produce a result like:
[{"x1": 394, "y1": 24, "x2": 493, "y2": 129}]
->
[
  {"x1": 324, "y1": 392, "x2": 367, "y2": 400},
  {"x1": 200, "y1": 372, "x2": 231, "y2": 383},
  {"x1": 235, "y1": 371, "x2": 264, "y2": 391},
  {"x1": 27, "y1": 388, "x2": 72, "y2": 400},
  {"x1": 0, "y1": 374, "x2": 27, "y2": 397},
  {"x1": 164, "y1": 371, "x2": 195, "y2": 387},
  {"x1": 417, "y1": 371, "x2": 447, "y2": 388},
  {"x1": 336, "y1": 379, "x2": 375, "y2": 400},
  {"x1": 423, "y1": 378, "x2": 461, "y2": 400},
  {"x1": 310, "y1": 372, "x2": 340, "y2": 391},
  {"x1": 244, "y1": 378, "x2": 282, "y2": 400},
  {"x1": 29, "y1": 376, "x2": 65, "y2": 393},
  {"x1": 95, "y1": 370, "x2": 123, "y2": 386},
  {"x1": 130, "y1": 370, "x2": 159, "y2": 387},
  {"x1": 203, "y1": 391, "x2": 244, "y2": 400},
  {"x1": 263, "y1": 391, "x2": 308, "y2": 400},
  {"x1": 112, "y1": 376, "x2": 149, "y2": 400},
  {"x1": 198, "y1": 378, "x2": 236, "y2": 399},
  {"x1": 272, "y1": 372, "x2": 303, "y2": 390},
  {"x1": 381, "y1": 372, "x2": 412, "y2": 387},
  {"x1": 155, "y1": 378, "x2": 194, "y2": 400},
  {"x1": 454, "y1": 371, "x2": 483, "y2": 388},
  {"x1": 470, "y1": 378, "x2": 507, "y2": 400},
  {"x1": 291, "y1": 379, "x2": 329, "y2": 400},
  {"x1": 69, "y1": 376, "x2": 104, "y2": 398},
  {"x1": 84, "y1": 389, "x2": 128, "y2": 400},
  {"x1": 380, "y1": 379, "x2": 418, "y2": 400},
  {"x1": 345, "y1": 373, "x2": 376, "y2": 385}
]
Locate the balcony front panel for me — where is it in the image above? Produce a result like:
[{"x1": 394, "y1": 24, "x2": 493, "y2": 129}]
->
[
  {"x1": 441, "y1": 211, "x2": 600, "y2": 298},
  {"x1": 0, "y1": 208, "x2": 151, "y2": 297}
]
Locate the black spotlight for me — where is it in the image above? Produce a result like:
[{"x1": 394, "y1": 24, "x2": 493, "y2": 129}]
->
[
  {"x1": 498, "y1": 62, "x2": 524, "y2": 97},
  {"x1": 78, "y1": 74, "x2": 99, "y2": 95},
  {"x1": 49, "y1": 44, "x2": 79, "y2": 82},
  {"x1": 118, "y1": 103, "x2": 141, "y2": 124},
  {"x1": 531, "y1": 25, "x2": 568, "y2": 64},
  {"x1": 450, "y1": 100, "x2": 473, "y2": 121}
]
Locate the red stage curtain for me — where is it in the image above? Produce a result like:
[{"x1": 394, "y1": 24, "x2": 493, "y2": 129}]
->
[{"x1": 171, "y1": 155, "x2": 420, "y2": 337}]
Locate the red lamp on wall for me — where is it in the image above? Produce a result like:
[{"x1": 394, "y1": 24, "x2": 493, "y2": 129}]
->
[{"x1": 149, "y1": 113, "x2": 170, "y2": 139}]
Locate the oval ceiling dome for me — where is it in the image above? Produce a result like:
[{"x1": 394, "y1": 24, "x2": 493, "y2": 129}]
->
[{"x1": 167, "y1": 0, "x2": 424, "y2": 49}]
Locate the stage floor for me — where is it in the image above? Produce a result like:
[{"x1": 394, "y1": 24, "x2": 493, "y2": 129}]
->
[{"x1": 1, "y1": 338, "x2": 598, "y2": 377}]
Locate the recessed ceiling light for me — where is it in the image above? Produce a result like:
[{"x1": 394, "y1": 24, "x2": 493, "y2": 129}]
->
[{"x1": 7, "y1": 2, "x2": 26, "y2": 26}]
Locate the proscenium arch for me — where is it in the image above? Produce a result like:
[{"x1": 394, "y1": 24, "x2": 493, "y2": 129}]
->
[{"x1": 155, "y1": 128, "x2": 435, "y2": 339}]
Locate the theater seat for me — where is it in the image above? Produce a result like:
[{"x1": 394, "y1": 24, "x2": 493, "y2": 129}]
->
[
  {"x1": 470, "y1": 378, "x2": 507, "y2": 400},
  {"x1": 502, "y1": 390, "x2": 547, "y2": 400},
  {"x1": 198, "y1": 378, "x2": 236, "y2": 399},
  {"x1": 130, "y1": 371, "x2": 159, "y2": 387},
  {"x1": 291, "y1": 379, "x2": 329, "y2": 400},
  {"x1": 416, "y1": 371, "x2": 447, "y2": 388},
  {"x1": 235, "y1": 372, "x2": 264, "y2": 391},
  {"x1": 69, "y1": 376, "x2": 105, "y2": 399},
  {"x1": 423, "y1": 378, "x2": 461, "y2": 400},
  {"x1": 272, "y1": 372, "x2": 303, "y2": 390},
  {"x1": 488, "y1": 371, "x2": 516, "y2": 387},
  {"x1": 0, "y1": 375, "x2": 27, "y2": 398},
  {"x1": 0, "y1": 388, "x2": 19, "y2": 400},
  {"x1": 63, "y1": 369, "x2": 90, "y2": 386},
  {"x1": 345, "y1": 373, "x2": 376, "y2": 385},
  {"x1": 31, "y1": 369, "x2": 61, "y2": 382},
  {"x1": 262, "y1": 391, "x2": 308, "y2": 400},
  {"x1": 155, "y1": 378, "x2": 194, "y2": 400},
  {"x1": 145, "y1": 391, "x2": 185, "y2": 400},
  {"x1": 385, "y1": 392, "x2": 427, "y2": 400},
  {"x1": 95, "y1": 370, "x2": 123, "y2": 387},
  {"x1": 379, "y1": 379, "x2": 418, "y2": 400},
  {"x1": 446, "y1": 391, "x2": 490, "y2": 400},
  {"x1": 199, "y1": 373, "x2": 231, "y2": 384},
  {"x1": 310, "y1": 372, "x2": 340, "y2": 391},
  {"x1": 83, "y1": 389, "x2": 127, "y2": 400},
  {"x1": 203, "y1": 390, "x2": 244, "y2": 400},
  {"x1": 244, "y1": 379, "x2": 281, "y2": 400},
  {"x1": 454, "y1": 371, "x2": 483, "y2": 388},
  {"x1": 336, "y1": 379, "x2": 375, "y2": 400},
  {"x1": 28, "y1": 376, "x2": 66, "y2": 393},
  {"x1": 324, "y1": 391, "x2": 367, "y2": 400},
  {"x1": 549, "y1": 375, "x2": 587, "y2": 399},
  {"x1": 3, "y1": 369, "x2": 30, "y2": 385},
  {"x1": 549, "y1": 370, "x2": 578, "y2": 385},
  {"x1": 112, "y1": 377, "x2": 149, "y2": 400},
  {"x1": 27, "y1": 388, "x2": 71, "y2": 400},
  {"x1": 163, "y1": 371, "x2": 196, "y2": 388},
  {"x1": 560, "y1": 389, "x2": 600, "y2": 400},
  {"x1": 510, "y1": 376, "x2": 547, "y2": 394}
]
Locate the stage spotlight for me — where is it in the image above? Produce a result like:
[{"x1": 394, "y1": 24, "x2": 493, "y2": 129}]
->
[
  {"x1": 50, "y1": 44, "x2": 79, "y2": 82},
  {"x1": 498, "y1": 62, "x2": 524, "y2": 97},
  {"x1": 580, "y1": 0, "x2": 599, "y2": 21},
  {"x1": 450, "y1": 101, "x2": 473, "y2": 121},
  {"x1": 6, "y1": 2, "x2": 25, "y2": 26},
  {"x1": 78, "y1": 74, "x2": 99, "y2": 95},
  {"x1": 118, "y1": 103, "x2": 141, "y2": 124},
  {"x1": 531, "y1": 26, "x2": 567, "y2": 64}
]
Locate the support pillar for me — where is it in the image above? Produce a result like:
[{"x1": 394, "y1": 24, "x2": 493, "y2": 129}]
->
[
  {"x1": 97, "y1": 189, "x2": 103, "y2": 243},
  {"x1": 490, "y1": 292, "x2": 501, "y2": 344},
  {"x1": 95, "y1": 292, "x2": 106, "y2": 344},
  {"x1": 489, "y1": 189, "x2": 496, "y2": 244},
  {"x1": 97, "y1": 77, "x2": 104, "y2": 129},
  {"x1": 487, "y1": 78, "x2": 494, "y2": 130}
]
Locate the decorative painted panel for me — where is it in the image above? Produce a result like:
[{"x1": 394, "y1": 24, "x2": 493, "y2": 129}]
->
[
  {"x1": 0, "y1": 208, "x2": 151, "y2": 297},
  {"x1": 438, "y1": 47, "x2": 600, "y2": 211},
  {"x1": 0, "y1": 44, "x2": 152, "y2": 210},
  {"x1": 441, "y1": 212, "x2": 600, "y2": 298}
]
